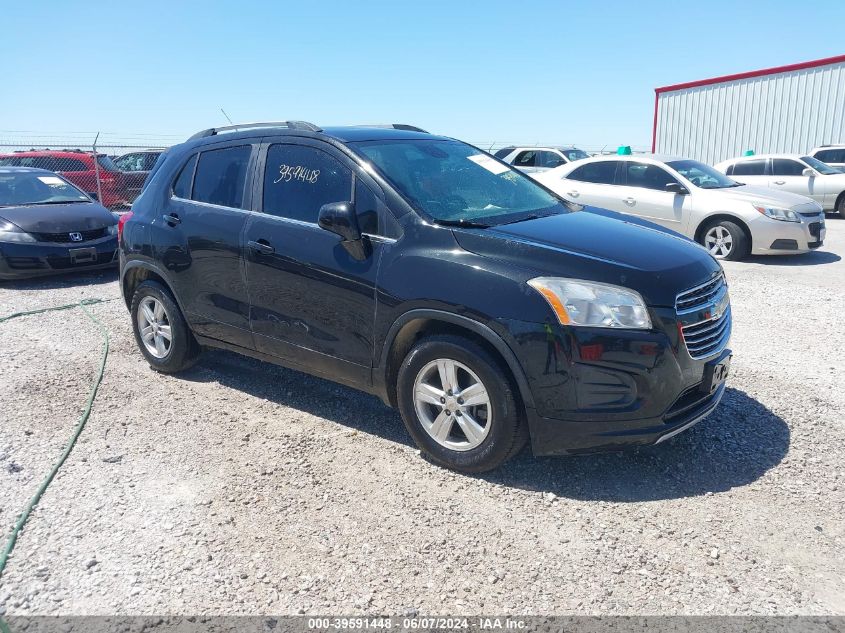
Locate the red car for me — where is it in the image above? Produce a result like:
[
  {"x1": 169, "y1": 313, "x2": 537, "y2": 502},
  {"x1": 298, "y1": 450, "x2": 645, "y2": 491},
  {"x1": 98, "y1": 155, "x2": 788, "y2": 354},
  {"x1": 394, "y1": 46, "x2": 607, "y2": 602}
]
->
[{"x1": 0, "y1": 150, "x2": 129, "y2": 209}]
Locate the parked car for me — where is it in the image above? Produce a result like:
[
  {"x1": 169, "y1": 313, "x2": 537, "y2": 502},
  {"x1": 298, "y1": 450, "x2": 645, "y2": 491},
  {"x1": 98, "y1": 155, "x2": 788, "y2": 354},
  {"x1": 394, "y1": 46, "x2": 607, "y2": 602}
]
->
[
  {"x1": 0, "y1": 150, "x2": 129, "y2": 209},
  {"x1": 0, "y1": 167, "x2": 119, "y2": 279},
  {"x1": 714, "y1": 154, "x2": 845, "y2": 218},
  {"x1": 120, "y1": 121, "x2": 732, "y2": 472},
  {"x1": 807, "y1": 145, "x2": 845, "y2": 171},
  {"x1": 113, "y1": 149, "x2": 164, "y2": 202},
  {"x1": 534, "y1": 154, "x2": 825, "y2": 261},
  {"x1": 494, "y1": 146, "x2": 589, "y2": 173}
]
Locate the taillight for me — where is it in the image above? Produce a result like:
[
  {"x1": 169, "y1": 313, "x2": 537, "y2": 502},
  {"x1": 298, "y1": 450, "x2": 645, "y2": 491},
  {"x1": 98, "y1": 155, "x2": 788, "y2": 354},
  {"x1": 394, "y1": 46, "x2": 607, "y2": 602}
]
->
[{"x1": 117, "y1": 211, "x2": 133, "y2": 243}]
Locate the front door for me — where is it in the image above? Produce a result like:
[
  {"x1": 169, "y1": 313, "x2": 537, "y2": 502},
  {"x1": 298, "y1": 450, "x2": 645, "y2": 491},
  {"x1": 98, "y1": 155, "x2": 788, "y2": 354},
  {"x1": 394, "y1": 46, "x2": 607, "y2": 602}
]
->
[
  {"x1": 768, "y1": 158, "x2": 824, "y2": 204},
  {"x1": 614, "y1": 161, "x2": 690, "y2": 231},
  {"x1": 243, "y1": 140, "x2": 394, "y2": 388}
]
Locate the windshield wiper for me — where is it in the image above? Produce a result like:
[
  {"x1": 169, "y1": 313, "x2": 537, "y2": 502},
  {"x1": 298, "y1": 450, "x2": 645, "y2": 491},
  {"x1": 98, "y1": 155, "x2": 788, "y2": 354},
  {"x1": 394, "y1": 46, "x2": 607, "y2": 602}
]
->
[
  {"x1": 27, "y1": 200, "x2": 91, "y2": 205},
  {"x1": 434, "y1": 219, "x2": 490, "y2": 228}
]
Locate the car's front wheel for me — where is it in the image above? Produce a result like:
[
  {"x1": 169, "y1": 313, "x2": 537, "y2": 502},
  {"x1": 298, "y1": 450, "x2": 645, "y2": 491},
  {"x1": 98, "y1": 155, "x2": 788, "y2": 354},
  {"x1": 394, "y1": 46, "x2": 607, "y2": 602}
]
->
[
  {"x1": 396, "y1": 335, "x2": 527, "y2": 473},
  {"x1": 700, "y1": 219, "x2": 749, "y2": 261},
  {"x1": 836, "y1": 192, "x2": 845, "y2": 219},
  {"x1": 130, "y1": 280, "x2": 199, "y2": 372}
]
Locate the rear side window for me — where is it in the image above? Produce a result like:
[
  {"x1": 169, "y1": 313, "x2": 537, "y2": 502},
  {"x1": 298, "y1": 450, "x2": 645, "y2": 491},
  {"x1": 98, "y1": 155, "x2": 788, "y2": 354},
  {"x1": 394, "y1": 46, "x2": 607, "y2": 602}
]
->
[
  {"x1": 192, "y1": 145, "x2": 251, "y2": 208},
  {"x1": 814, "y1": 148, "x2": 845, "y2": 163},
  {"x1": 731, "y1": 160, "x2": 766, "y2": 176},
  {"x1": 771, "y1": 159, "x2": 806, "y2": 176},
  {"x1": 513, "y1": 151, "x2": 537, "y2": 167},
  {"x1": 262, "y1": 144, "x2": 352, "y2": 223},
  {"x1": 493, "y1": 147, "x2": 514, "y2": 159},
  {"x1": 568, "y1": 161, "x2": 618, "y2": 185},
  {"x1": 172, "y1": 154, "x2": 197, "y2": 199}
]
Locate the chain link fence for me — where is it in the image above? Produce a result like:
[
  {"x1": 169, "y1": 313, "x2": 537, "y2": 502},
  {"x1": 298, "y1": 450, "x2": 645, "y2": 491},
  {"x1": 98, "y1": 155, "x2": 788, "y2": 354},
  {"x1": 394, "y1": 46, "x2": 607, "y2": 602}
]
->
[{"x1": 0, "y1": 130, "x2": 649, "y2": 209}]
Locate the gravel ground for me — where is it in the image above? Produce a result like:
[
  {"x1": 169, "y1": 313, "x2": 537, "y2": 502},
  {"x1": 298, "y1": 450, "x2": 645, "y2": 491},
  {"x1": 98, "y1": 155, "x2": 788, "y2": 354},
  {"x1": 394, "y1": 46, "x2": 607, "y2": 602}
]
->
[{"x1": 1, "y1": 220, "x2": 844, "y2": 617}]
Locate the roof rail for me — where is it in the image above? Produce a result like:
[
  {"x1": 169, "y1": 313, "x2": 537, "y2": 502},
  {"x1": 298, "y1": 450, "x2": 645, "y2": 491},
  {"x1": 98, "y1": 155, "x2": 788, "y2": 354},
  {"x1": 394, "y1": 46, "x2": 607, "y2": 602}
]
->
[
  {"x1": 354, "y1": 124, "x2": 429, "y2": 133},
  {"x1": 187, "y1": 120, "x2": 322, "y2": 141}
]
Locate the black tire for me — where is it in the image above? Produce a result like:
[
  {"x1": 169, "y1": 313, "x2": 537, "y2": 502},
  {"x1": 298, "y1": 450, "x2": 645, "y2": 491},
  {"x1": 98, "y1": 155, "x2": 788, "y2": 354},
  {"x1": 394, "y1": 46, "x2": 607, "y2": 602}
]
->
[
  {"x1": 699, "y1": 219, "x2": 749, "y2": 261},
  {"x1": 837, "y1": 192, "x2": 845, "y2": 219},
  {"x1": 396, "y1": 335, "x2": 527, "y2": 473},
  {"x1": 130, "y1": 280, "x2": 199, "y2": 373}
]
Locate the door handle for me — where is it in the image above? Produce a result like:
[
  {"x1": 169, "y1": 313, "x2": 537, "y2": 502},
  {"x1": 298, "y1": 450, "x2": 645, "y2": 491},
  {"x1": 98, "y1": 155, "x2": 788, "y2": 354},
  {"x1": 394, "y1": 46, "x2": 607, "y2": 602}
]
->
[
  {"x1": 624, "y1": 197, "x2": 636, "y2": 206},
  {"x1": 162, "y1": 213, "x2": 181, "y2": 225},
  {"x1": 567, "y1": 190, "x2": 580, "y2": 198},
  {"x1": 248, "y1": 240, "x2": 275, "y2": 255},
  {"x1": 773, "y1": 180, "x2": 786, "y2": 185}
]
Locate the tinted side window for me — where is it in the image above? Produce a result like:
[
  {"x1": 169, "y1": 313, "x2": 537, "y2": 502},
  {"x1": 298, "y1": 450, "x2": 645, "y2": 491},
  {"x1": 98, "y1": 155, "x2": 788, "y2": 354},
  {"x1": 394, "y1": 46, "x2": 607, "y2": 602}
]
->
[
  {"x1": 568, "y1": 161, "x2": 618, "y2": 185},
  {"x1": 263, "y1": 144, "x2": 352, "y2": 222},
  {"x1": 815, "y1": 149, "x2": 845, "y2": 163},
  {"x1": 192, "y1": 145, "x2": 251, "y2": 208},
  {"x1": 771, "y1": 159, "x2": 807, "y2": 176},
  {"x1": 731, "y1": 160, "x2": 766, "y2": 176},
  {"x1": 513, "y1": 151, "x2": 537, "y2": 167},
  {"x1": 54, "y1": 157, "x2": 87, "y2": 171},
  {"x1": 537, "y1": 151, "x2": 565, "y2": 168},
  {"x1": 172, "y1": 154, "x2": 197, "y2": 199},
  {"x1": 624, "y1": 162, "x2": 679, "y2": 191}
]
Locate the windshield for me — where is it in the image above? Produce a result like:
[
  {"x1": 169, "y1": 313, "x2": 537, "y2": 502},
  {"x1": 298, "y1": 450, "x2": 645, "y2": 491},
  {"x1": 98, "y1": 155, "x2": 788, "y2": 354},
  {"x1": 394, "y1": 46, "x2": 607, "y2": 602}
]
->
[
  {"x1": 561, "y1": 148, "x2": 589, "y2": 162},
  {"x1": 351, "y1": 139, "x2": 569, "y2": 225},
  {"x1": 801, "y1": 156, "x2": 841, "y2": 175},
  {"x1": 0, "y1": 172, "x2": 90, "y2": 206},
  {"x1": 666, "y1": 159, "x2": 741, "y2": 189}
]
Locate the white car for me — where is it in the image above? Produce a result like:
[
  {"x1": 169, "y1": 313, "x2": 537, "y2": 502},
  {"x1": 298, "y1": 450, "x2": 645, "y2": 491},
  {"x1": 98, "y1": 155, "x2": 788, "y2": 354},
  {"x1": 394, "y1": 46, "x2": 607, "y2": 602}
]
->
[
  {"x1": 533, "y1": 154, "x2": 826, "y2": 261},
  {"x1": 714, "y1": 154, "x2": 845, "y2": 218},
  {"x1": 494, "y1": 146, "x2": 589, "y2": 174},
  {"x1": 808, "y1": 145, "x2": 845, "y2": 171}
]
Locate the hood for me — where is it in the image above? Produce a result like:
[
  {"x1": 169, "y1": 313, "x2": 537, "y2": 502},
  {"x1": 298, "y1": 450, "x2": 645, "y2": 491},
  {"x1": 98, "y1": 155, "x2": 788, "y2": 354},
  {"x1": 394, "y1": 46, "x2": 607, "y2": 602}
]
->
[
  {"x1": 452, "y1": 207, "x2": 722, "y2": 307},
  {"x1": 712, "y1": 184, "x2": 819, "y2": 209},
  {"x1": 0, "y1": 201, "x2": 116, "y2": 233}
]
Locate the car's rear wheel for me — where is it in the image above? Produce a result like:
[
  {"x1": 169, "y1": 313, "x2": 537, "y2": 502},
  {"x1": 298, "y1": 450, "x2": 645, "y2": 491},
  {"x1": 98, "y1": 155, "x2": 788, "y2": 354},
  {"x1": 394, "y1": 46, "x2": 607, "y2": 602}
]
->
[
  {"x1": 836, "y1": 192, "x2": 845, "y2": 219},
  {"x1": 396, "y1": 335, "x2": 527, "y2": 473},
  {"x1": 700, "y1": 220, "x2": 749, "y2": 261},
  {"x1": 130, "y1": 280, "x2": 199, "y2": 372}
]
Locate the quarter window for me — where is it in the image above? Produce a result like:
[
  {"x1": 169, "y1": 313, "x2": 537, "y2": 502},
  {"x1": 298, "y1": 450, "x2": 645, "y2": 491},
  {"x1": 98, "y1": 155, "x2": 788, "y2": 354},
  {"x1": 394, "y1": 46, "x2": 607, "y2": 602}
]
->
[
  {"x1": 263, "y1": 144, "x2": 352, "y2": 223},
  {"x1": 567, "y1": 161, "x2": 618, "y2": 185},
  {"x1": 172, "y1": 154, "x2": 197, "y2": 199},
  {"x1": 814, "y1": 148, "x2": 845, "y2": 164},
  {"x1": 192, "y1": 145, "x2": 251, "y2": 208},
  {"x1": 771, "y1": 159, "x2": 806, "y2": 176},
  {"x1": 731, "y1": 160, "x2": 766, "y2": 176}
]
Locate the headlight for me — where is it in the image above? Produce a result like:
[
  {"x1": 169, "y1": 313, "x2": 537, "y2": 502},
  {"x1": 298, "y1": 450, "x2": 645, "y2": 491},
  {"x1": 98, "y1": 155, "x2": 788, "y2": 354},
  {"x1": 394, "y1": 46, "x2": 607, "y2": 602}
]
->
[
  {"x1": 528, "y1": 277, "x2": 652, "y2": 329},
  {"x1": 0, "y1": 221, "x2": 36, "y2": 243},
  {"x1": 753, "y1": 204, "x2": 800, "y2": 222}
]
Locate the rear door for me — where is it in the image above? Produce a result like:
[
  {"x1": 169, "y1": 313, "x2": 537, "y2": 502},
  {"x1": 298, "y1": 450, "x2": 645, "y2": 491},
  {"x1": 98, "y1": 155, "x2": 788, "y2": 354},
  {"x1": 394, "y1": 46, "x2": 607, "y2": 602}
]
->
[
  {"x1": 243, "y1": 139, "x2": 396, "y2": 388},
  {"x1": 769, "y1": 158, "x2": 824, "y2": 204},
  {"x1": 560, "y1": 160, "x2": 624, "y2": 211},
  {"x1": 155, "y1": 142, "x2": 257, "y2": 348},
  {"x1": 614, "y1": 161, "x2": 691, "y2": 231}
]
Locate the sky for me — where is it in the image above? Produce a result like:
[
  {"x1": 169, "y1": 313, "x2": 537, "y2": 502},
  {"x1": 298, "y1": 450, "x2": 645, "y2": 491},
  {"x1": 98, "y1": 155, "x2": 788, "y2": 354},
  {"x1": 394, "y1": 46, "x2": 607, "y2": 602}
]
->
[{"x1": 3, "y1": 0, "x2": 845, "y2": 152}]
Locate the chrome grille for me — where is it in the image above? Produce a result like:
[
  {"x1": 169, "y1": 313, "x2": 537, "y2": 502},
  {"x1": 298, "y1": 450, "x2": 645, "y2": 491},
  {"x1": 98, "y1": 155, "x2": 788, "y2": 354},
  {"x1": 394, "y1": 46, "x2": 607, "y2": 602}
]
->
[{"x1": 676, "y1": 274, "x2": 731, "y2": 359}]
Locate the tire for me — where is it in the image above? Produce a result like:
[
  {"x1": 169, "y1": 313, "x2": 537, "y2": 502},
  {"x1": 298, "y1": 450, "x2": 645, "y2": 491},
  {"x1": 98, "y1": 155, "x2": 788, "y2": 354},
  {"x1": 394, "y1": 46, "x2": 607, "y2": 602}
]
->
[
  {"x1": 837, "y1": 192, "x2": 845, "y2": 219},
  {"x1": 130, "y1": 280, "x2": 199, "y2": 373},
  {"x1": 699, "y1": 219, "x2": 749, "y2": 261},
  {"x1": 396, "y1": 335, "x2": 527, "y2": 473}
]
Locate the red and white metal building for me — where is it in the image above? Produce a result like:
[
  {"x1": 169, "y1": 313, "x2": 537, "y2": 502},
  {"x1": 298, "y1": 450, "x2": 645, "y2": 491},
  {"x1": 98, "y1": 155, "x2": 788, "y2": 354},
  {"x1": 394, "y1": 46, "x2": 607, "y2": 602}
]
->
[{"x1": 652, "y1": 54, "x2": 845, "y2": 165}]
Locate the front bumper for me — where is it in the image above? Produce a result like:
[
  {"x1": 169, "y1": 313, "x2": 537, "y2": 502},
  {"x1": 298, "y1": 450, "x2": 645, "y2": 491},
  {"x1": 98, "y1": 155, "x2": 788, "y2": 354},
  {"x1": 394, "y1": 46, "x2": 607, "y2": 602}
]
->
[
  {"x1": 749, "y1": 212, "x2": 826, "y2": 255},
  {"x1": 0, "y1": 236, "x2": 118, "y2": 279},
  {"x1": 499, "y1": 309, "x2": 731, "y2": 457}
]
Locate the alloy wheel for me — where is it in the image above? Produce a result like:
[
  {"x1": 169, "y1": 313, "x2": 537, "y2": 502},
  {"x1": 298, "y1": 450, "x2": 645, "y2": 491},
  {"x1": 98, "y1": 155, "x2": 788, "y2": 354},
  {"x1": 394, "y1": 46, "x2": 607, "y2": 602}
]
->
[
  {"x1": 704, "y1": 225, "x2": 733, "y2": 259},
  {"x1": 137, "y1": 296, "x2": 172, "y2": 359},
  {"x1": 412, "y1": 358, "x2": 492, "y2": 451}
]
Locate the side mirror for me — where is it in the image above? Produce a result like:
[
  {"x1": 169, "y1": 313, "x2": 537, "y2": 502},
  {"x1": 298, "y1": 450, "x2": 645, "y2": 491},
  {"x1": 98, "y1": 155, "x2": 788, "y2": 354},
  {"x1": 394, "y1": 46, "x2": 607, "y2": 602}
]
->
[
  {"x1": 88, "y1": 191, "x2": 99, "y2": 201},
  {"x1": 318, "y1": 201, "x2": 368, "y2": 260},
  {"x1": 665, "y1": 182, "x2": 689, "y2": 195},
  {"x1": 803, "y1": 168, "x2": 816, "y2": 177}
]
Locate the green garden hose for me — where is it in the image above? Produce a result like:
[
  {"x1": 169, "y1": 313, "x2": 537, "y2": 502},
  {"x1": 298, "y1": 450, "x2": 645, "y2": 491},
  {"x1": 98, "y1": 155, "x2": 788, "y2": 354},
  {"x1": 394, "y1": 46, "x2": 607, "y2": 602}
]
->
[{"x1": 0, "y1": 297, "x2": 116, "y2": 631}]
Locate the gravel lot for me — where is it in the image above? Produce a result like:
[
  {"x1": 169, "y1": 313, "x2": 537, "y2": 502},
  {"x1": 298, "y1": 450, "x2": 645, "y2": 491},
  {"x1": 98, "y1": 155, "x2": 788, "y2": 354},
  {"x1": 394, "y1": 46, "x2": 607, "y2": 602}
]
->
[{"x1": 1, "y1": 219, "x2": 844, "y2": 617}]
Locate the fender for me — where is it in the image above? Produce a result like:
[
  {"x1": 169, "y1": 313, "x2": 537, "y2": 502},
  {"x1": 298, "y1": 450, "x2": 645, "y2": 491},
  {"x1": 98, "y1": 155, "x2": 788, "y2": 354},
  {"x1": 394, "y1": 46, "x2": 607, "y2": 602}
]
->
[
  {"x1": 120, "y1": 258, "x2": 187, "y2": 315},
  {"x1": 374, "y1": 308, "x2": 536, "y2": 411}
]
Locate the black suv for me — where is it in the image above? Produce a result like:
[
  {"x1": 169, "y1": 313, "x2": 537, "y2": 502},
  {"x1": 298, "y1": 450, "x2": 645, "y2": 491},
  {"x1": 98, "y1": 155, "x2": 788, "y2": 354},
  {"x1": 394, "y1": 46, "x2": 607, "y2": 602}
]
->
[{"x1": 119, "y1": 121, "x2": 732, "y2": 472}]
